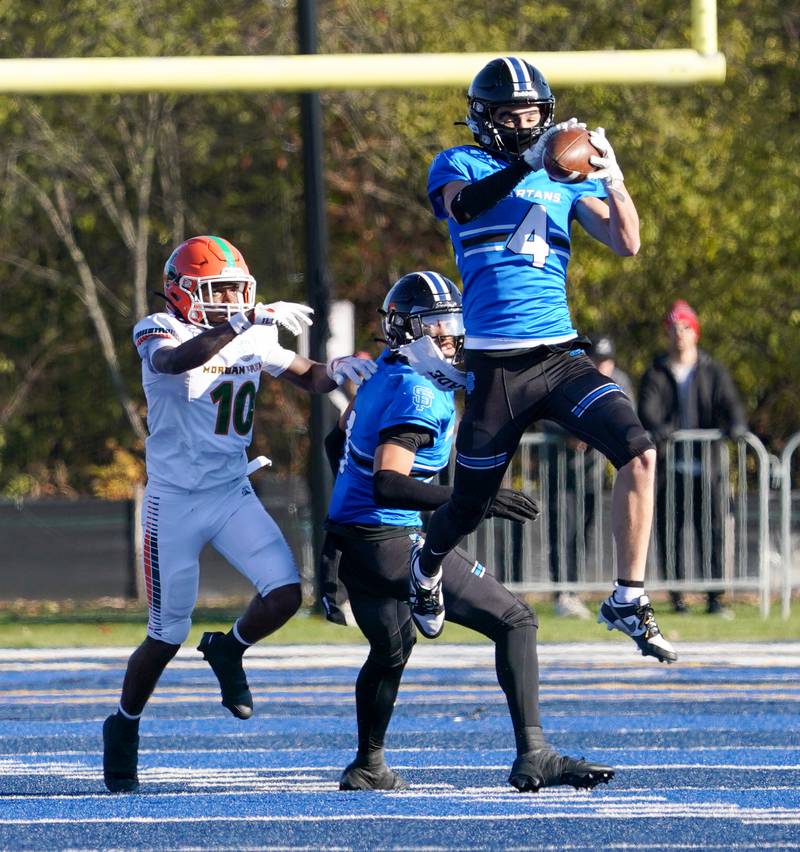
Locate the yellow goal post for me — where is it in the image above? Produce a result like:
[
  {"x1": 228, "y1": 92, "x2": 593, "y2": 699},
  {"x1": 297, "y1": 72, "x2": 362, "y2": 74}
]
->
[{"x1": 0, "y1": 0, "x2": 724, "y2": 94}]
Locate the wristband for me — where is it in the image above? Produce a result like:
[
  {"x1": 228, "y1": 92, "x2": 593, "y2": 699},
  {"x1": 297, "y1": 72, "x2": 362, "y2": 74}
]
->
[{"x1": 228, "y1": 311, "x2": 252, "y2": 335}]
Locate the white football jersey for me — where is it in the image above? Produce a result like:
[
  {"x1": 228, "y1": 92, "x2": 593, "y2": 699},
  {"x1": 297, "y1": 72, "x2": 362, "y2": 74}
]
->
[{"x1": 132, "y1": 312, "x2": 295, "y2": 492}]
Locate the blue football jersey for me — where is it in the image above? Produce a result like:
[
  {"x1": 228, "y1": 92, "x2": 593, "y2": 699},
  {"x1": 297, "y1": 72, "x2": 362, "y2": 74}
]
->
[
  {"x1": 327, "y1": 350, "x2": 456, "y2": 528},
  {"x1": 428, "y1": 145, "x2": 607, "y2": 347}
]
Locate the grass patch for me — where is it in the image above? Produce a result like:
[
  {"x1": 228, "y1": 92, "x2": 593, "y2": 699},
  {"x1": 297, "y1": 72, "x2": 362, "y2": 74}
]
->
[{"x1": 0, "y1": 595, "x2": 797, "y2": 648}]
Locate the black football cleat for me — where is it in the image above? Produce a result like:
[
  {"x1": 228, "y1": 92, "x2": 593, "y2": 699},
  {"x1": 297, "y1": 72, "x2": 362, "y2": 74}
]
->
[
  {"x1": 509, "y1": 748, "x2": 614, "y2": 792},
  {"x1": 103, "y1": 713, "x2": 140, "y2": 794},
  {"x1": 197, "y1": 631, "x2": 253, "y2": 719},
  {"x1": 339, "y1": 756, "x2": 409, "y2": 791},
  {"x1": 598, "y1": 593, "x2": 678, "y2": 663}
]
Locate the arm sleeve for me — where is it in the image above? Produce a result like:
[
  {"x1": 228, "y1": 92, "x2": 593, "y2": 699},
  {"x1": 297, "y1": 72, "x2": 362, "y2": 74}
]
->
[
  {"x1": 373, "y1": 470, "x2": 453, "y2": 510},
  {"x1": 449, "y1": 158, "x2": 533, "y2": 224},
  {"x1": 372, "y1": 425, "x2": 450, "y2": 510},
  {"x1": 428, "y1": 147, "x2": 533, "y2": 223}
]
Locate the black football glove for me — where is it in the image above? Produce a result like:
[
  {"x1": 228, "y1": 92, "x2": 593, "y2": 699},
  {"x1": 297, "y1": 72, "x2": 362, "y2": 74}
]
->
[{"x1": 486, "y1": 488, "x2": 540, "y2": 523}]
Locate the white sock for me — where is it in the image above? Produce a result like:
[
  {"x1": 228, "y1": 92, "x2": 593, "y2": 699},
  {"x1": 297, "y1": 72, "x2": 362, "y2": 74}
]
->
[{"x1": 613, "y1": 583, "x2": 644, "y2": 604}]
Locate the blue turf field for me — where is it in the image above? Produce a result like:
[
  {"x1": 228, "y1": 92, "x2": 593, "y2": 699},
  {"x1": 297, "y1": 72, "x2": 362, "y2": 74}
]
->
[{"x1": 1, "y1": 641, "x2": 799, "y2": 850}]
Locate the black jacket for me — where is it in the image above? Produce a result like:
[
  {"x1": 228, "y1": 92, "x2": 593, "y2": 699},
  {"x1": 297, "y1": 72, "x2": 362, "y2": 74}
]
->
[{"x1": 638, "y1": 350, "x2": 747, "y2": 446}]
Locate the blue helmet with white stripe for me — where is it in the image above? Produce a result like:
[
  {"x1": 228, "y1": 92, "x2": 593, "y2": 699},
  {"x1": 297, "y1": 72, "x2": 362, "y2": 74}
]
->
[
  {"x1": 466, "y1": 56, "x2": 555, "y2": 159},
  {"x1": 380, "y1": 271, "x2": 464, "y2": 358}
]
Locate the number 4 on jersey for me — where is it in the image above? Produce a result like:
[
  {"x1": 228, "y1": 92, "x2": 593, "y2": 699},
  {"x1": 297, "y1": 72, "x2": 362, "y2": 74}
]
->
[{"x1": 506, "y1": 203, "x2": 550, "y2": 268}]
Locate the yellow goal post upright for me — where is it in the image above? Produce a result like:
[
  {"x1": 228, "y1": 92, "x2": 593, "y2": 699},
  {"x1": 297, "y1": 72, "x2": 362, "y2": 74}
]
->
[{"x1": 0, "y1": 0, "x2": 724, "y2": 93}]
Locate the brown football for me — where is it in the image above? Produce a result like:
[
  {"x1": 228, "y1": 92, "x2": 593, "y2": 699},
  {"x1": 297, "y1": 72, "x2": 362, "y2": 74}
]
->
[{"x1": 542, "y1": 127, "x2": 601, "y2": 183}]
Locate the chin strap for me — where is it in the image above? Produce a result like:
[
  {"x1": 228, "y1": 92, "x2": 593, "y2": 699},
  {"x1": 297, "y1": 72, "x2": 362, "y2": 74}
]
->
[{"x1": 396, "y1": 335, "x2": 467, "y2": 391}]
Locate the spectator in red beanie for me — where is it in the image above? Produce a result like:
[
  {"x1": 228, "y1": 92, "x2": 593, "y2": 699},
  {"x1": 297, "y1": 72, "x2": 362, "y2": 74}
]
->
[
  {"x1": 639, "y1": 300, "x2": 747, "y2": 616},
  {"x1": 664, "y1": 299, "x2": 701, "y2": 338}
]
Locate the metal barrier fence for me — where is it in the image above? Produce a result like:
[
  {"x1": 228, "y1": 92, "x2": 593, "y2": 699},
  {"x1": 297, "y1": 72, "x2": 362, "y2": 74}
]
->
[
  {"x1": 3, "y1": 431, "x2": 797, "y2": 616},
  {"x1": 461, "y1": 429, "x2": 778, "y2": 616},
  {"x1": 781, "y1": 432, "x2": 800, "y2": 618}
]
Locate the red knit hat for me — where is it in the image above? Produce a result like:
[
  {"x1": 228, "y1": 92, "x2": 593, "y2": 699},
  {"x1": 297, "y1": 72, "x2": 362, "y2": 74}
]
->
[{"x1": 664, "y1": 299, "x2": 700, "y2": 338}]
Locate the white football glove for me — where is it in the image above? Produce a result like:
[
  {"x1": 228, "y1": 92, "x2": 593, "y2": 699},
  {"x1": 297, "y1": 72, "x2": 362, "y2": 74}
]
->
[
  {"x1": 397, "y1": 335, "x2": 467, "y2": 392},
  {"x1": 326, "y1": 355, "x2": 378, "y2": 387},
  {"x1": 522, "y1": 117, "x2": 587, "y2": 170},
  {"x1": 587, "y1": 127, "x2": 624, "y2": 186},
  {"x1": 252, "y1": 301, "x2": 314, "y2": 336}
]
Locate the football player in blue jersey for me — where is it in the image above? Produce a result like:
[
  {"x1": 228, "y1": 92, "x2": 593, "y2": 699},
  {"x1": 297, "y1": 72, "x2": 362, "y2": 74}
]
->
[
  {"x1": 323, "y1": 271, "x2": 614, "y2": 793},
  {"x1": 411, "y1": 56, "x2": 677, "y2": 664}
]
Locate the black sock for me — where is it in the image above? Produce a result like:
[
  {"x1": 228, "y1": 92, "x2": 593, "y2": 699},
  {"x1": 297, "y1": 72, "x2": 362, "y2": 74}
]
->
[
  {"x1": 495, "y1": 623, "x2": 541, "y2": 749},
  {"x1": 355, "y1": 655, "x2": 405, "y2": 755},
  {"x1": 119, "y1": 636, "x2": 179, "y2": 717}
]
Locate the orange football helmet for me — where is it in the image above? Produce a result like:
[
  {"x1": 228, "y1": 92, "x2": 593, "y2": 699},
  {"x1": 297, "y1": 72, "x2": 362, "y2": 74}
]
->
[{"x1": 163, "y1": 235, "x2": 256, "y2": 327}]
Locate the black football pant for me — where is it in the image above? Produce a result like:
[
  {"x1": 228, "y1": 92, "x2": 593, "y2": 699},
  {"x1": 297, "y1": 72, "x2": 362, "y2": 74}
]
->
[
  {"x1": 421, "y1": 345, "x2": 653, "y2": 574},
  {"x1": 331, "y1": 532, "x2": 541, "y2": 759}
]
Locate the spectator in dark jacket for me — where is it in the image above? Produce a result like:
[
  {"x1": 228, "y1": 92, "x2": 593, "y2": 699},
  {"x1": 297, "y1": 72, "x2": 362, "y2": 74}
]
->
[{"x1": 638, "y1": 300, "x2": 747, "y2": 615}]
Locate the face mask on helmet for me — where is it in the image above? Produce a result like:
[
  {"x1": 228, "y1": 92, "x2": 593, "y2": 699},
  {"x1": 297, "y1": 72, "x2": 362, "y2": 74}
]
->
[
  {"x1": 163, "y1": 235, "x2": 256, "y2": 328},
  {"x1": 380, "y1": 272, "x2": 465, "y2": 364},
  {"x1": 465, "y1": 56, "x2": 555, "y2": 159}
]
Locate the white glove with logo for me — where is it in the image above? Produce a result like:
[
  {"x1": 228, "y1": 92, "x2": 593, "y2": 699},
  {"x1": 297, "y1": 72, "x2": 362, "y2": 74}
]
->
[
  {"x1": 326, "y1": 355, "x2": 378, "y2": 387},
  {"x1": 397, "y1": 335, "x2": 467, "y2": 392},
  {"x1": 251, "y1": 301, "x2": 314, "y2": 336},
  {"x1": 587, "y1": 127, "x2": 624, "y2": 186},
  {"x1": 522, "y1": 117, "x2": 587, "y2": 170}
]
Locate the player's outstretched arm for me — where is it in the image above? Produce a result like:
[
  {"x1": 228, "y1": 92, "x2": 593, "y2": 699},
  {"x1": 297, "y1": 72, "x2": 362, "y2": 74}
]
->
[
  {"x1": 279, "y1": 354, "x2": 377, "y2": 394},
  {"x1": 373, "y1": 439, "x2": 538, "y2": 522},
  {"x1": 151, "y1": 301, "x2": 315, "y2": 375}
]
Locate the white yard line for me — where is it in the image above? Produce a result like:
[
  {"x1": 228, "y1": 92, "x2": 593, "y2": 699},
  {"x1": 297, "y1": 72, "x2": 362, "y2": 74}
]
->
[{"x1": 1, "y1": 642, "x2": 799, "y2": 669}]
